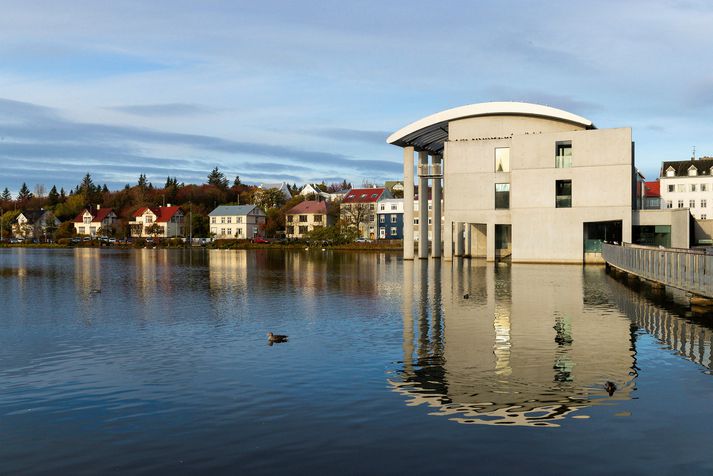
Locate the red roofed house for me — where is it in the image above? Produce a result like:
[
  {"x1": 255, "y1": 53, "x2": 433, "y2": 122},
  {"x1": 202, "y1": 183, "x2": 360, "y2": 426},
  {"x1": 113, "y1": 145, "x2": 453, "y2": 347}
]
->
[
  {"x1": 340, "y1": 187, "x2": 392, "y2": 239},
  {"x1": 643, "y1": 180, "x2": 661, "y2": 210},
  {"x1": 285, "y1": 201, "x2": 335, "y2": 239},
  {"x1": 74, "y1": 206, "x2": 118, "y2": 237},
  {"x1": 129, "y1": 205, "x2": 185, "y2": 238}
]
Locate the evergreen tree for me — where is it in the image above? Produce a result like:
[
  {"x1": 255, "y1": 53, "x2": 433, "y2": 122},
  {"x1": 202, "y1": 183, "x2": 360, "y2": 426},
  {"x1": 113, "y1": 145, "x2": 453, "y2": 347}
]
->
[
  {"x1": 207, "y1": 167, "x2": 229, "y2": 189},
  {"x1": 59, "y1": 188, "x2": 66, "y2": 201},
  {"x1": 233, "y1": 175, "x2": 242, "y2": 187},
  {"x1": 80, "y1": 173, "x2": 95, "y2": 195},
  {"x1": 102, "y1": 184, "x2": 109, "y2": 194},
  {"x1": 48, "y1": 185, "x2": 60, "y2": 205},
  {"x1": 1, "y1": 188, "x2": 11, "y2": 201},
  {"x1": 17, "y1": 182, "x2": 33, "y2": 201},
  {"x1": 138, "y1": 174, "x2": 148, "y2": 189}
]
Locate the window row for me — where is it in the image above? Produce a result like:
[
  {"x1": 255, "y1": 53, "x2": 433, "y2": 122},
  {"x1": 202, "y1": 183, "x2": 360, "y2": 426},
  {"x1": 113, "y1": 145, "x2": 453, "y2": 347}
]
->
[
  {"x1": 211, "y1": 216, "x2": 243, "y2": 224},
  {"x1": 665, "y1": 199, "x2": 708, "y2": 209},
  {"x1": 379, "y1": 215, "x2": 399, "y2": 224},
  {"x1": 494, "y1": 180, "x2": 572, "y2": 209},
  {"x1": 666, "y1": 183, "x2": 709, "y2": 192},
  {"x1": 493, "y1": 141, "x2": 572, "y2": 173}
]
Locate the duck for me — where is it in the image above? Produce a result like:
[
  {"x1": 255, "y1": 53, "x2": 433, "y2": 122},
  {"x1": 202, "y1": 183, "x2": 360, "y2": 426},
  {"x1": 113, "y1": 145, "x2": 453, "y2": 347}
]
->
[
  {"x1": 90, "y1": 288, "x2": 102, "y2": 294},
  {"x1": 604, "y1": 381, "x2": 617, "y2": 396},
  {"x1": 267, "y1": 332, "x2": 288, "y2": 344}
]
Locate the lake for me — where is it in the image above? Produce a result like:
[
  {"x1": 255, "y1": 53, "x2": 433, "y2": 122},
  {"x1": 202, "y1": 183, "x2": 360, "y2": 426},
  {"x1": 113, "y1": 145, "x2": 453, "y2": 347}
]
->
[{"x1": 1, "y1": 248, "x2": 713, "y2": 474}]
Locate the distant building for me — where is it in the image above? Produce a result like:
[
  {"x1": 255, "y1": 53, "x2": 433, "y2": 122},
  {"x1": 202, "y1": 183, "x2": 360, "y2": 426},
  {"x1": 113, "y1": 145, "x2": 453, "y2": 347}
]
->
[
  {"x1": 659, "y1": 157, "x2": 713, "y2": 220},
  {"x1": 377, "y1": 198, "x2": 404, "y2": 239},
  {"x1": 285, "y1": 201, "x2": 334, "y2": 239},
  {"x1": 13, "y1": 209, "x2": 60, "y2": 240},
  {"x1": 643, "y1": 181, "x2": 661, "y2": 210},
  {"x1": 384, "y1": 180, "x2": 405, "y2": 197},
  {"x1": 258, "y1": 182, "x2": 292, "y2": 202},
  {"x1": 130, "y1": 205, "x2": 185, "y2": 238},
  {"x1": 73, "y1": 206, "x2": 118, "y2": 237},
  {"x1": 340, "y1": 187, "x2": 392, "y2": 239},
  {"x1": 208, "y1": 205, "x2": 266, "y2": 239}
]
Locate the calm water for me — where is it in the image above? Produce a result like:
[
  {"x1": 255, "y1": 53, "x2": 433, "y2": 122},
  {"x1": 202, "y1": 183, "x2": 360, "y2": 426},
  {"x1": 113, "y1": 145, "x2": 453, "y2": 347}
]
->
[{"x1": 2, "y1": 248, "x2": 713, "y2": 474}]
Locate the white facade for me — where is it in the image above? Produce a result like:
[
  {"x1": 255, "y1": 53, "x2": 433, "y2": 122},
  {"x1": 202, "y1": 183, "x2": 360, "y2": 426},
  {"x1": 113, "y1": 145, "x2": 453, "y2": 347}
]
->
[
  {"x1": 659, "y1": 161, "x2": 713, "y2": 220},
  {"x1": 129, "y1": 206, "x2": 185, "y2": 238},
  {"x1": 209, "y1": 205, "x2": 266, "y2": 239},
  {"x1": 74, "y1": 207, "x2": 118, "y2": 237}
]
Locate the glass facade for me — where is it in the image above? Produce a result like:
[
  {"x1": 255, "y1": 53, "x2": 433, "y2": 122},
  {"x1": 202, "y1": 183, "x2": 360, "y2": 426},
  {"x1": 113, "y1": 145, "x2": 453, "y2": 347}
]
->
[
  {"x1": 495, "y1": 183, "x2": 510, "y2": 209},
  {"x1": 555, "y1": 141, "x2": 572, "y2": 168}
]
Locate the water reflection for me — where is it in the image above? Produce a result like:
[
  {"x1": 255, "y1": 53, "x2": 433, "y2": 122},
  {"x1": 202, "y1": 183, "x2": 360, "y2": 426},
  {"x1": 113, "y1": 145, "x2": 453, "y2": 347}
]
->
[{"x1": 393, "y1": 261, "x2": 638, "y2": 427}]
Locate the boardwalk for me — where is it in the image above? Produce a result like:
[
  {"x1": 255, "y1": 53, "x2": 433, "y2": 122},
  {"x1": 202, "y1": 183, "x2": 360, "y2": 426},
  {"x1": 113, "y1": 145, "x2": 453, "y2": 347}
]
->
[{"x1": 602, "y1": 243, "x2": 713, "y2": 299}]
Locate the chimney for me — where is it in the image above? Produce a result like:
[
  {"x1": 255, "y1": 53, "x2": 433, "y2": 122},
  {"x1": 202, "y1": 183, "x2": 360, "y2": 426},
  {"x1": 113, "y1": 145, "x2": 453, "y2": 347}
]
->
[
  {"x1": 167, "y1": 203, "x2": 172, "y2": 207},
  {"x1": 96, "y1": 204, "x2": 101, "y2": 210}
]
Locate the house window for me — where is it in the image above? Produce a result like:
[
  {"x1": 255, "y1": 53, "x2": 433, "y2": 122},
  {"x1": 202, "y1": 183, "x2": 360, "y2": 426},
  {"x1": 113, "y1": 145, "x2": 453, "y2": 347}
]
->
[
  {"x1": 287, "y1": 215, "x2": 293, "y2": 222},
  {"x1": 379, "y1": 215, "x2": 385, "y2": 223},
  {"x1": 666, "y1": 167, "x2": 675, "y2": 177},
  {"x1": 237, "y1": 228, "x2": 243, "y2": 236},
  {"x1": 702, "y1": 184, "x2": 708, "y2": 192},
  {"x1": 690, "y1": 200, "x2": 696, "y2": 208},
  {"x1": 677, "y1": 184, "x2": 686, "y2": 192},
  {"x1": 145, "y1": 216, "x2": 153, "y2": 223},
  {"x1": 495, "y1": 147, "x2": 510, "y2": 172},
  {"x1": 227, "y1": 217, "x2": 232, "y2": 224},
  {"x1": 299, "y1": 226, "x2": 308, "y2": 234},
  {"x1": 391, "y1": 227, "x2": 397, "y2": 236},
  {"x1": 678, "y1": 200, "x2": 684, "y2": 208},
  {"x1": 495, "y1": 183, "x2": 510, "y2": 209},
  {"x1": 211, "y1": 217, "x2": 216, "y2": 224},
  {"x1": 380, "y1": 204, "x2": 385, "y2": 211},
  {"x1": 702, "y1": 214, "x2": 708, "y2": 220},
  {"x1": 391, "y1": 204, "x2": 397, "y2": 211},
  {"x1": 556, "y1": 180, "x2": 572, "y2": 208},
  {"x1": 237, "y1": 217, "x2": 242, "y2": 223},
  {"x1": 666, "y1": 200, "x2": 673, "y2": 209},
  {"x1": 220, "y1": 228, "x2": 225, "y2": 235},
  {"x1": 221, "y1": 217, "x2": 226, "y2": 224},
  {"x1": 391, "y1": 215, "x2": 397, "y2": 223},
  {"x1": 414, "y1": 218, "x2": 419, "y2": 225},
  {"x1": 555, "y1": 141, "x2": 572, "y2": 168},
  {"x1": 668, "y1": 185, "x2": 675, "y2": 192},
  {"x1": 299, "y1": 215, "x2": 307, "y2": 222},
  {"x1": 84, "y1": 216, "x2": 91, "y2": 224},
  {"x1": 370, "y1": 204, "x2": 375, "y2": 210},
  {"x1": 702, "y1": 199, "x2": 708, "y2": 208},
  {"x1": 688, "y1": 166, "x2": 698, "y2": 176},
  {"x1": 314, "y1": 215, "x2": 322, "y2": 222},
  {"x1": 691, "y1": 184, "x2": 697, "y2": 192}
]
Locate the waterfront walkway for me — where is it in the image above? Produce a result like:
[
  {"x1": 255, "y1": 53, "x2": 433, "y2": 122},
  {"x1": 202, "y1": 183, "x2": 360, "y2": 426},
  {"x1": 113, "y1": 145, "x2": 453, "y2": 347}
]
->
[{"x1": 602, "y1": 243, "x2": 713, "y2": 299}]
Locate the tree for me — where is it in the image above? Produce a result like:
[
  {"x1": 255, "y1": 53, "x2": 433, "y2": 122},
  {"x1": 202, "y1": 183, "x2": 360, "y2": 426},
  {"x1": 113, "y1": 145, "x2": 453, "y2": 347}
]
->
[
  {"x1": 34, "y1": 184, "x2": 46, "y2": 198},
  {"x1": 207, "y1": 167, "x2": 229, "y2": 189},
  {"x1": 47, "y1": 185, "x2": 60, "y2": 206},
  {"x1": 340, "y1": 202, "x2": 372, "y2": 238},
  {"x1": 252, "y1": 188, "x2": 287, "y2": 210},
  {"x1": 80, "y1": 173, "x2": 95, "y2": 195},
  {"x1": 59, "y1": 188, "x2": 66, "y2": 202},
  {"x1": 138, "y1": 174, "x2": 149, "y2": 189},
  {"x1": 17, "y1": 183, "x2": 33, "y2": 202},
  {"x1": 1, "y1": 188, "x2": 11, "y2": 201},
  {"x1": 102, "y1": 184, "x2": 109, "y2": 194},
  {"x1": 233, "y1": 176, "x2": 242, "y2": 187},
  {"x1": 145, "y1": 223, "x2": 164, "y2": 240}
]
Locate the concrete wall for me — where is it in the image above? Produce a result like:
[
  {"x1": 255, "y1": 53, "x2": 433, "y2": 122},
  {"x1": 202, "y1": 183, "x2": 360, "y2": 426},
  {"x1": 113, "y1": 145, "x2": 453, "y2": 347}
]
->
[
  {"x1": 444, "y1": 116, "x2": 633, "y2": 263},
  {"x1": 633, "y1": 209, "x2": 690, "y2": 248}
]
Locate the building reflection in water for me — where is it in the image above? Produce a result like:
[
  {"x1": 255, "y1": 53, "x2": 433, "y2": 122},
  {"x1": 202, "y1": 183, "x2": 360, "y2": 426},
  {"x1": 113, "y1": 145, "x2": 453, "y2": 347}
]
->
[{"x1": 392, "y1": 261, "x2": 639, "y2": 427}]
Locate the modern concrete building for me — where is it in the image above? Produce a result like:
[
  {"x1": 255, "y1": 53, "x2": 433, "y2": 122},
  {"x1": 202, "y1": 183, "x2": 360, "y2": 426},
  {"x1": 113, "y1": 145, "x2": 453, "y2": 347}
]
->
[{"x1": 388, "y1": 101, "x2": 688, "y2": 263}]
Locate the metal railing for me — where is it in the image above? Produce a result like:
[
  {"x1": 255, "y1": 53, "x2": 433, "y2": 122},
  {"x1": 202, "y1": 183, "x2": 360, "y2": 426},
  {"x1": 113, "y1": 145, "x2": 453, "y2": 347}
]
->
[
  {"x1": 602, "y1": 243, "x2": 713, "y2": 298},
  {"x1": 418, "y1": 163, "x2": 442, "y2": 177}
]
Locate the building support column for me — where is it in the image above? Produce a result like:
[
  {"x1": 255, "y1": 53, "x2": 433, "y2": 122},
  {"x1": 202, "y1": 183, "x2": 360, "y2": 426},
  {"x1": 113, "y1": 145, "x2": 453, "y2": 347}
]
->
[
  {"x1": 432, "y1": 155, "x2": 442, "y2": 258},
  {"x1": 454, "y1": 222, "x2": 464, "y2": 257},
  {"x1": 403, "y1": 146, "x2": 415, "y2": 260},
  {"x1": 418, "y1": 151, "x2": 429, "y2": 259},
  {"x1": 464, "y1": 223, "x2": 472, "y2": 258},
  {"x1": 443, "y1": 220, "x2": 453, "y2": 261}
]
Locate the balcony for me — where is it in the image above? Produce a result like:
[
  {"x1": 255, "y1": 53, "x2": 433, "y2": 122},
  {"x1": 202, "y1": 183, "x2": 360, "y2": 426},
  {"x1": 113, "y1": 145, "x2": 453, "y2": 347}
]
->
[{"x1": 418, "y1": 163, "x2": 443, "y2": 177}]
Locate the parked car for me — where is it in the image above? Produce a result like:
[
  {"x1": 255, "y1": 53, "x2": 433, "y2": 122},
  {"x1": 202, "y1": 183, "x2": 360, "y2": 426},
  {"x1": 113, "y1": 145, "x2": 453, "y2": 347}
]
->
[
  {"x1": 251, "y1": 237, "x2": 269, "y2": 244},
  {"x1": 355, "y1": 237, "x2": 373, "y2": 243}
]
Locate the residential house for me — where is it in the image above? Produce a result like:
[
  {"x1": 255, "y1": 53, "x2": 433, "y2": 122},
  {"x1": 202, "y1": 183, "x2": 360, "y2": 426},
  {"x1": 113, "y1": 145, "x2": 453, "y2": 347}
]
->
[
  {"x1": 129, "y1": 205, "x2": 185, "y2": 238},
  {"x1": 340, "y1": 187, "x2": 392, "y2": 239},
  {"x1": 258, "y1": 182, "x2": 292, "y2": 202},
  {"x1": 73, "y1": 206, "x2": 118, "y2": 237},
  {"x1": 659, "y1": 157, "x2": 713, "y2": 219},
  {"x1": 13, "y1": 209, "x2": 60, "y2": 240},
  {"x1": 285, "y1": 201, "x2": 334, "y2": 239},
  {"x1": 643, "y1": 181, "x2": 661, "y2": 210},
  {"x1": 377, "y1": 198, "x2": 404, "y2": 239},
  {"x1": 208, "y1": 205, "x2": 266, "y2": 239},
  {"x1": 299, "y1": 184, "x2": 331, "y2": 201}
]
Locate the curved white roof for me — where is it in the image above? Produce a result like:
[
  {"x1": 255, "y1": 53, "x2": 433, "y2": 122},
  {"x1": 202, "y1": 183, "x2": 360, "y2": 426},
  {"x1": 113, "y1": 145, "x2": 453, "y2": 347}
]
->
[{"x1": 387, "y1": 101, "x2": 594, "y2": 153}]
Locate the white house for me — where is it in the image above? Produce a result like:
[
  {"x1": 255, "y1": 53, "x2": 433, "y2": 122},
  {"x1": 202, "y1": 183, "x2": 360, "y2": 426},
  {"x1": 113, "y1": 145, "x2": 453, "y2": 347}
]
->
[
  {"x1": 13, "y1": 209, "x2": 60, "y2": 240},
  {"x1": 129, "y1": 205, "x2": 185, "y2": 238},
  {"x1": 258, "y1": 182, "x2": 292, "y2": 202},
  {"x1": 73, "y1": 206, "x2": 118, "y2": 237},
  {"x1": 659, "y1": 157, "x2": 713, "y2": 220},
  {"x1": 208, "y1": 205, "x2": 266, "y2": 239},
  {"x1": 299, "y1": 184, "x2": 331, "y2": 201}
]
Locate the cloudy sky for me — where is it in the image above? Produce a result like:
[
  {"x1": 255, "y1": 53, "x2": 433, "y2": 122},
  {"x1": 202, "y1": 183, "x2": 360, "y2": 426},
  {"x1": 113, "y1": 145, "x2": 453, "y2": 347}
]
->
[{"x1": 1, "y1": 0, "x2": 712, "y2": 193}]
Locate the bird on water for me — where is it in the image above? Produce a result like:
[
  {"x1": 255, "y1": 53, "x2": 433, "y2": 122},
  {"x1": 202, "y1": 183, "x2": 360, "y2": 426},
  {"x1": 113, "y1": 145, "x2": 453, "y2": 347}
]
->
[
  {"x1": 267, "y1": 332, "x2": 288, "y2": 344},
  {"x1": 463, "y1": 293, "x2": 469, "y2": 299},
  {"x1": 604, "y1": 381, "x2": 617, "y2": 396}
]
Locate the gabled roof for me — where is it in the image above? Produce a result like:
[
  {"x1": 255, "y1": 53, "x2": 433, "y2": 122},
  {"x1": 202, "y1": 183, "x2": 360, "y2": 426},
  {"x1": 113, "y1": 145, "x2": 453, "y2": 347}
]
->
[
  {"x1": 644, "y1": 181, "x2": 660, "y2": 198},
  {"x1": 661, "y1": 158, "x2": 713, "y2": 177},
  {"x1": 342, "y1": 188, "x2": 388, "y2": 203},
  {"x1": 18, "y1": 210, "x2": 46, "y2": 224},
  {"x1": 208, "y1": 205, "x2": 263, "y2": 216},
  {"x1": 133, "y1": 206, "x2": 182, "y2": 222},
  {"x1": 286, "y1": 201, "x2": 327, "y2": 215},
  {"x1": 73, "y1": 207, "x2": 116, "y2": 223}
]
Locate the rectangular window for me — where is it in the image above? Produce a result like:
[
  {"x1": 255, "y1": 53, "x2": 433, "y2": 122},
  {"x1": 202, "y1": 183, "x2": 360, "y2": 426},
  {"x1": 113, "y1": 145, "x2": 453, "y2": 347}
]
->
[
  {"x1": 668, "y1": 184, "x2": 675, "y2": 192},
  {"x1": 555, "y1": 141, "x2": 572, "y2": 168},
  {"x1": 221, "y1": 217, "x2": 225, "y2": 224},
  {"x1": 666, "y1": 200, "x2": 673, "y2": 209},
  {"x1": 379, "y1": 215, "x2": 385, "y2": 223},
  {"x1": 677, "y1": 184, "x2": 686, "y2": 192},
  {"x1": 691, "y1": 184, "x2": 697, "y2": 192},
  {"x1": 314, "y1": 215, "x2": 322, "y2": 222},
  {"x1": 380, "y1": 204, "x2": 385, "y2": 211},
  {"x1": 690, "y1": 200, "x2": 696, "y2": 208},
  {"x1": 237, "y1": 217, "x2": 242, "y2": 223},
  {"x1": 414, "y1": 218, "x2": 419, "y2": 225},
  {"x1": 495, "y1": 147, "x2": 510, "y2": 172},
  {"x1": 391, "y1": 204, "x2": 397, "y2": 211},
  {"x1": 391, "y1": 215, "x2": 397, "y2": 223},
  {"x1": 227, "y1": 217, "x2": 232, "y2": 224},
  {"x1": 678, "y1": 200, "x2": 684, "y2": 208},
  {"x1": 702, "y1": 199, "x2": 708, "y2": 208},
  {"x1": 299, "y1": 215, "x2": 307, "y2": 222},
  {"x1": 391, "y1": 227, "x2": 397, "y2": 236},
  {"x1": 702, "y1": 214, "x2": 707, "y2": 220},
  {"x1": 299, "y1": 226, "x2": 308, "y2": 234},
  {"x1": 556, "y1": 180, "x2": 572, "y2": 208},
  {"x1": 211, "y1": 217, "x2": 216, "y2": 224},
  {"x1": 237, "y1": 228, "x2": 243, "y2": 236},
  {"x1": 370, "y1": 204, "x2": 375, "y2": 210},
  {"x1": 287, "y1": 215, "x2": 293, "y2": 222},
  {"x1": 495, "y1": 183, "x2": 510, "y2": 209},
  {"x1": 702, "y1": 184, "x2": 708, "y2": 192}
]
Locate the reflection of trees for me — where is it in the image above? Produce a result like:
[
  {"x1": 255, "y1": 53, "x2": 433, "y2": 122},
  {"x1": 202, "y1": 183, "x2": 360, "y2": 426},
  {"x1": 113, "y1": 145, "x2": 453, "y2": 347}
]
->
[{"x1": 392, "y1": 263, "x2": 638, "y2": 428}]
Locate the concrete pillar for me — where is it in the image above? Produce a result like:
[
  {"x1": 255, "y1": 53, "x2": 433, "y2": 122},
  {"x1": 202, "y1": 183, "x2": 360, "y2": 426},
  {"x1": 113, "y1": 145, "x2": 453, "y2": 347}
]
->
[
  {"x1": 487, "y1": 222, "x2": 496, "y2": 262},
  {"x1": 464, "y1": 223, "x2": 472, "y2": 258},
  {"x1": 418, "y1": 151, "x2": 429, "y2": 259},
  {"x1": 432, "y1": 155, "x2": 442, "y2": 258},
  {"x1": 455, "y1": 222, "x2": 464, "y2": 257},
  {"x1": 403, "y1": 146, "x2": 415, "y2": 260},
  {"x1": 443, "y1": 220, "x2": 453, "y2": 261},
  {"x1": 474, "y1": 224, "x2": 487, "y2": 258}
]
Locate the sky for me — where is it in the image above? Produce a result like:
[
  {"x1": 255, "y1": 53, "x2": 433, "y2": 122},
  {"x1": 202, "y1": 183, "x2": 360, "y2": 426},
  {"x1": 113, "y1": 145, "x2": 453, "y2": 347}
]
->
[{"x1": 1, "y1": 0, "x2": 712, "y2": 194}]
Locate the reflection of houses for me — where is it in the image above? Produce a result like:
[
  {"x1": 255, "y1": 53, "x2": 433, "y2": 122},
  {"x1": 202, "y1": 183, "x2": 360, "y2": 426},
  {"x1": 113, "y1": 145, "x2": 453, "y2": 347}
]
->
[
  {"x1": 13, "y1": 209, "x2": 60, "y2": 240},
  {"x1": 392, "y1": 262, "x2": 636, "y2": 427},
  {"x1": 130, "y1": 205, "x2": 185, "y2": 238},
  {"x1": 208, "y1": 205, "x2": 266, "y2": 239},
  {"x1": 340, "y1": 187, "x2": 392, "y2": 239},
  {"x1": 285, "y1": 201, "x2": 334, "y2": 239},
  {"x1": 73, "y1": 206, "x2": 118, "y2": 237}
]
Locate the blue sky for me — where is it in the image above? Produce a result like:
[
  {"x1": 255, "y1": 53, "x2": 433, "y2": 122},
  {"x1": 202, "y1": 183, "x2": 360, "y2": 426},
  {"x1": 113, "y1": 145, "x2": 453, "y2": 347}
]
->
[{"x1": 1, "y1": 0, "x2": 712, "y2": 194}]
